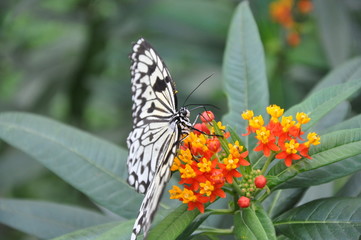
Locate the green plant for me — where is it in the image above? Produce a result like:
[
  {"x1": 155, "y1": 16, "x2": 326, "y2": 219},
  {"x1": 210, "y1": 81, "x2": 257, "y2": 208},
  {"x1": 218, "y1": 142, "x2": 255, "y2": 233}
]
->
[{"x1": 1, "y1": 2, "x2": 361, "y2": 239}]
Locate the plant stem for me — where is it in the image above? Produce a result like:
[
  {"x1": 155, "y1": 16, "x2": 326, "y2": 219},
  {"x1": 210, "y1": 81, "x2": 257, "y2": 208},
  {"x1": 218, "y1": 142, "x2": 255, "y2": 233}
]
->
[
  {"x1": 261, "y1": 152, "x2": 276, "y2": 175},
  {"x1": 231, "y1": 178, "x2": 243, "y2": 195}
]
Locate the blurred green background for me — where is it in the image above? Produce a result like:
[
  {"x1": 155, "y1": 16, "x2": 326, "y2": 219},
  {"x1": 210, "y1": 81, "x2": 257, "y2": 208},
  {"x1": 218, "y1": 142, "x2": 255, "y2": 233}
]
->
[{"x1": 1, "y1": 0, "x2": 361, "y2": 239}]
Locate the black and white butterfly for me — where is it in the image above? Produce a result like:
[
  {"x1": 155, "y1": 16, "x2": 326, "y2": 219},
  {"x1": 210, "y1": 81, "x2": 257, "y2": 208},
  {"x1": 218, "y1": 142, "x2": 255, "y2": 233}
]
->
[{"x1": 127, "y1": 38, "x2": 193, "y2": 239}]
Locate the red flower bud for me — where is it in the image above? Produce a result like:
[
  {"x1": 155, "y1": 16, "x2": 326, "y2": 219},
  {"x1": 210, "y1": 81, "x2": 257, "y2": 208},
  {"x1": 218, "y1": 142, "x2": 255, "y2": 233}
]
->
[
  {"x1": 207, "y1": 138, "x2": 221, "y2": 153},
  {"x1": 254, "y1": 175, "x2": 267, "y2": 189},
  {"x1": 237, "y1": 196, "x2": 250, "y2": 208},
  {"x1": 200, "y1": 111, "x2": 215, "y2": 123},
  {"x1": 194, "y1": 123, "x2": 210, "y2": 135}
]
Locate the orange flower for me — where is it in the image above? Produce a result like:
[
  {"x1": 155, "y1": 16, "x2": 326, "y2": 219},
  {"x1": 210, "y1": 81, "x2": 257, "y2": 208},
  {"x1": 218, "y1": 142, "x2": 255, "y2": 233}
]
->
[
  {"x1": 254, "y1": 127, "x2": 280, "y2": 156},
  {"x1": 298, "y1": 0, "x2": 313, "y2": 14},
  {"x1": 287, "y1": 31, "x2": 301, "y2": 47},
  {"x1": 276, "y1": 139, "x2": 302, "y2": 166},
  {"x1": 170, "y1": 107, "x2": 321, "y2": 214},
  {"x1": 221, "y1": 168, "x2": 242, "y2": 184},
  {"x1": 270, "y1": 0, "x2": 294, "y2": 28},
  {"x1": 186, "y1": 193, "x2": 209, "y2": 213}
]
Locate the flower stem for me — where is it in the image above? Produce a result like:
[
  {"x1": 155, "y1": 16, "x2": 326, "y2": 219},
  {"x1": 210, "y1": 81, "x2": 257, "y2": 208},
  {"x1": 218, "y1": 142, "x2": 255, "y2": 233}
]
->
[
  {"x1": 261, "y1": 152, "x2": 276, "y2": 174},
  {"x1": 231, "y1": 178, "x2": 243, "y2": 195}
]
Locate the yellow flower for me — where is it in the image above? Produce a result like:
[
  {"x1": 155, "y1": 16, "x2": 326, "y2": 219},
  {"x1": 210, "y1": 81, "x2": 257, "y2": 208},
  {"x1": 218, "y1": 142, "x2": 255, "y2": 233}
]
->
[
  {"x1": 285, "y1": 139, "x2": 299, "y2": 154},
  {"x1": 228, "y1": 141, "x2": 244, "y2": 158},
  {"x1": 184, "y1": 133, "x2": 208, "y2": 153},
  {"x1": 169, "y1": 186, "x2": 183, "y2": 199},
  {"x1": 281, "y1": 116, "x2": 295, "y2": 132},
  {"x1": 200, "y1": 181, "x2": 214, "y2": 196},
  {"x1": 242, "y1": 110, "x2": 254, "y2": 120},
  {"x1": 181, "y1": 189, "x2": 197, "y2": 203},
  {"x1": 256, "y1": 127, "x2": 271, "y2": 144},
  {"x1": 296, "y1": 112, "x2": 310, "y2": 125},
  {"x1": 197, "y1": 158, "x2": 212, "y2": 173},
  {"x1": 306, "y1": 132, "x2": 320, "y2": 146},
  {"x1": 223, "y1": 154, "x2": 239, "y2": 170},
  {"x1": 249, "y1": 115, "x2": 264, "y2": 129},
  {"x1": 179, "y1": 164, "x2": 196, "y2": 178},
  {"x1": 267, "y1": 104, "x2": 284, "y2": 122},
  {"x1": 177, "y1": 148, "x2": 193, "y2": 164},
  {"x1": 171, "y1": 157, "x2": 181, "y2": 171}
]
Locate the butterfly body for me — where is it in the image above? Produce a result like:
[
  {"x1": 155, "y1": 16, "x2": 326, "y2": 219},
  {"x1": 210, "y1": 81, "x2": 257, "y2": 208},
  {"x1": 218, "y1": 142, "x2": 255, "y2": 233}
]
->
[{"x1": 127, "y1": 38, "x2": 192, "y2": 239}]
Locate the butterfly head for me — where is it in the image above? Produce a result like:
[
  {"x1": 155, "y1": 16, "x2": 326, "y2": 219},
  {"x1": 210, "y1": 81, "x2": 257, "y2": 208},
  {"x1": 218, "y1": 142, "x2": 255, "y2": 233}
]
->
[{"x1": 179, "y1": 107, "x2": 190, "y2": 119}]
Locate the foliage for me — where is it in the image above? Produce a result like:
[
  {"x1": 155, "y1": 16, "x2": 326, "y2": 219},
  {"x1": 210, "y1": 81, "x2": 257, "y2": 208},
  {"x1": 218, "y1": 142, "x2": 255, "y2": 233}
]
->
[{"x1": 1, "y1": 0, "x2": 361, "y2": 239}]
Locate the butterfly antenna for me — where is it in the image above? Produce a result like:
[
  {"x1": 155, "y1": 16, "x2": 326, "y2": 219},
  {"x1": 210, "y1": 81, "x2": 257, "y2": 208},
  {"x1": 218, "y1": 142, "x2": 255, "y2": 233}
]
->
[
  {"x1": 186, "y1": 103, "x2": 220, "y2": 111},
  {"x1": 182, "y1": 73, "x2": 214, "y2": 106}
]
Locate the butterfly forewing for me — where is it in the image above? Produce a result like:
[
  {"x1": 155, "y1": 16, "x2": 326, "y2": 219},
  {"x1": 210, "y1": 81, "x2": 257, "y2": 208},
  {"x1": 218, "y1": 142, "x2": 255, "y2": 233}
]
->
[
  {"x1": 127, "y1": 38, "x2": 191, "y2": 240},
  {"x1": 127, "y1": 39, "x2": 177, "y2": 194}
]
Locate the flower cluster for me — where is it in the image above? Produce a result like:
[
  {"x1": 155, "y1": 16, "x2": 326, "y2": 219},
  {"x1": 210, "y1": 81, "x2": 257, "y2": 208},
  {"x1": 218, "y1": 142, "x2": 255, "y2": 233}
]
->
[
  {"x1": 169, "y1": 112, "x2": 250, "y2": 213},
  {"x1": 170, "y1": 106, "x2": 320, "y2": 211},
  {"x1": 269, "y1": 0, "x2": 313, "y2": 46},
  {"x1": 242, "y1": 104, "x2": 320, "y2": 167}
]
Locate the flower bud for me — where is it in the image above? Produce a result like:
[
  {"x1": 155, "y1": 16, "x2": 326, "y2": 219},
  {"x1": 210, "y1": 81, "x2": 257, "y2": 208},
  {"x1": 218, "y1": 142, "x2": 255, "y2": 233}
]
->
[
  {"x1": 200, "y1": 111, "x2": 215, "y2": 123},
  {"x1": 255, "y1": 175, "x2": 267, "y2": 189},
  {"x1": 237, "y1": 196, "x2": 250, "y2": 208},
  {"x1": 193, "y1": 123, "x2": 210, "y2": 135}
]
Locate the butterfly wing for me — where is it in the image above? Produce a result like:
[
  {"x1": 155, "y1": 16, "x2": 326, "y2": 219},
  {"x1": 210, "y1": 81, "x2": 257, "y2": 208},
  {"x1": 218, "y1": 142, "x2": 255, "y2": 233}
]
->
[
  {"x1": 127, "y1": 38, "x2": 178, "y2": 194},
  {"x1": 127, "y1": 38, "x2": 183, "y2": 239},
  {"x1": 130, "y1": 130, "x2": 179, "y2": 239}
]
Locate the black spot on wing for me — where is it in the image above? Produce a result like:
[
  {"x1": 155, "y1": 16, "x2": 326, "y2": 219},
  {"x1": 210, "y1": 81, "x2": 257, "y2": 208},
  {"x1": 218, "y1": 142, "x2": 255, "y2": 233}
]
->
[
  {"x1": 147, "y1": 102, "x2": 156, "y2": 113},
  {"x1": 153, "y1": 77, "x2": 167, "y2": 92},
  {"x1": 164, "y1": 76, "x2": 171, "y2": 83},
  {"x1": 149, "y1": 132, "x2": 154, "y2": 141},
  {"x1": 148, "y1": 61, "x2": 156, "y2": 75}
]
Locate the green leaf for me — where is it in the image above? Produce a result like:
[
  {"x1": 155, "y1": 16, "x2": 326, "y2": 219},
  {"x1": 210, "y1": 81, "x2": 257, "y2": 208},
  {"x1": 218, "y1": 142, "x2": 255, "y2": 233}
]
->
[
  {"x1": 284, "y1": 77, "x2": 361, "y2": 132},
  {"x1": 147, "y1": 204, "x2": 201, "y2": 240},
  {"x1": 0, "y1": 149, "x2": 44, "y2": 193},
  {"x1": 222, "y1": 1, "x2": 269, "y2": 150},
  {"x1": 176, "y1": 212, "x2": 212, "y2": 240},
  {"x1": 92, "y1": 220, "x2": 135, "y2": 240},
  {"x1": 0, "y1": 112, "x2": 142, "y2": 218},
  {"x1": 310, "y1": 57, "x2": 361, "y2": 94},
  {"x1": 336, "y1": 171, "x2": 361, "y2": 197},
  {"x1": 262, "y1": 188, "x2": 306, "y2": 219},
  {"x1": 268, "y1": 129, "x2": 361, "y2": 189},
  {"x1": 274, "y1": 198, "x2": 361, "y2": 239},
  {"x1": 0, "y1": 199, "x2": 113, "y2": 239},
  {"x1": 314, "y1": 0, "x2": 352, "y2": 67},
  {"x1": 52, "y1": 221, "x2": 132, "y2": 240},
  {"x1": 314, "y1": 102, "x2": 350, "y2": 134},
  {"x1": 327, "y1": 113, "x2": 361, "y2": 133},
  {"x1": 234, "y1": 203, "x2": 276, "y2": 240}
]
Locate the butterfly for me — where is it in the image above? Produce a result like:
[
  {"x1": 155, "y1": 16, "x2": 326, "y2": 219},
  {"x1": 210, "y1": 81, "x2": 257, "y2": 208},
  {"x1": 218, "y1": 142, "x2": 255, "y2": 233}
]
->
[{"x1": 127, "y1": 38, "x2": 193, "y2": 239}]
